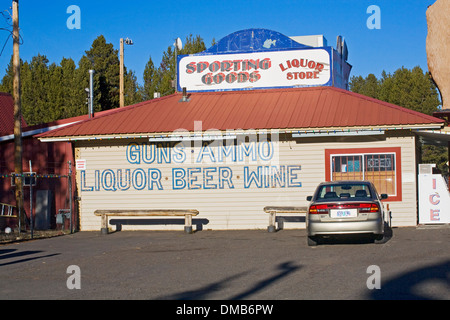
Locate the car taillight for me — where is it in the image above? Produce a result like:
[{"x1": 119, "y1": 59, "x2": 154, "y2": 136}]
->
[
  {"x1": 309, "y1": 204, "x2": 329, "y2": 214},
  {"x1": 359, "y1": 203, "x2": 379, "y2": 212},
  {"x1": 309, "y1": 203, "x2": 379, "y2": 214}
]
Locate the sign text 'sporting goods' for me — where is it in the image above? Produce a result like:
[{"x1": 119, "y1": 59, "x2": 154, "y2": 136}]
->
[
  {"x1": 80, "y1": 141, "x2": 302, "y2": 192},
  {"x1": 178, "y1": 48, "x2": 331, "y2": 92}
]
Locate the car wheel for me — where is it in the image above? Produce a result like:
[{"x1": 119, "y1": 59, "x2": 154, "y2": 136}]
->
[
  {"x1": 373, "y1": 233, "x2": 385, "y2": 244},
  {"x1": 307, "y1": 236, "x2": 319, "y2": 246}
]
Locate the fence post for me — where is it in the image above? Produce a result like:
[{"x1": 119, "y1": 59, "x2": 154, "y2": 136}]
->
[
  {"x1": 29, "y1": 160, "x2": 33, "y2": 239},
  {"x1": 68, "y1": 161, "x2": 73, "y2": 234}
]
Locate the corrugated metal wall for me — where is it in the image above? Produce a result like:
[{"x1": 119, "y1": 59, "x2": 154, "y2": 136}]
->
[{"x1": 75, "y1": 133, "x2": 417, "y2": 231}]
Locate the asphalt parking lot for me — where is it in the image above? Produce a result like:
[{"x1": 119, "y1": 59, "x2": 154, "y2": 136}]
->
[{"x1": 0, "y1": 226, "x2": 449, "y2": 300}]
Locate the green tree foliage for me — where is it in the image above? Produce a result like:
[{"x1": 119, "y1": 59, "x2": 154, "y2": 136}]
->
[
  {"x1": 421, "y1": 145, "x2": 448, "y2": 175},
  {"x1": 349, "y1": 66, "x2": 441, "y2": 115},
  {"x1": 379, "y1": 67, "x2": 441, "y2": 115},
  {"x1": 79, "y1": 35, "x2": 121, "y2": 111},
  {"x1": 142, "y1": 34, "x2": 207, "y2": 98},
  {"x1": 348, "y1": 73, "x2": 379, "y2": 99},
  {"x1": 142, "y1": 56, "x2": 159, "y2": 101},
  {"x1": 124, "y1": 69, "x2": 142, "y2": 106},
  {"x1": 0, "y1": 35, "x2": 141, "y2": 125},
  {"x1": 0, "y1": 34, "x2": 209, "y2": 125},
  {"x1": 349, "y1": 66, "x2": 447, "y2": 174},
  {"x1": 59, "y1": 57, "x2": 83, "y2": 118}
]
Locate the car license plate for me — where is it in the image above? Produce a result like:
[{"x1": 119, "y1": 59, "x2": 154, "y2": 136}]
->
[{"x1": 330, "y1": 209, "x2": 357, "y2": 218}]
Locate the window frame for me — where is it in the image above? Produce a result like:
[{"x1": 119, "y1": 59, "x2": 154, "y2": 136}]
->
[{"x1": 325, "y1": 147, "x2": 402, "y2": 201}]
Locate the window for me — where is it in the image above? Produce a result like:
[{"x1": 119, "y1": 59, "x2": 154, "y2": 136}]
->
[
  {"x1": 325, "y1": 148, "x2": 402, "y2": 201},
  {"x1": 316, "y1": 183, "x2": 372, "y2": 201}
]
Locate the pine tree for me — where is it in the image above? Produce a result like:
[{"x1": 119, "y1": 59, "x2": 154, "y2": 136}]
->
[
  {"x1": 124, "y1": 69, "x2": 142, "y2": 106},
  {"x1": 78, "y1": 35, "x2": 120, "y2": 111},
  {"x1": 47, "y1": 62, "x2": 64, "y2": 120},
  {"x1": 59, "y1": 57, "x2": 84, "y2": 118},
  {"x1": 0, "y1": 35, "x2": 142, "y2": 124},
  {"x1": 77, "y1": 35, "x2": 142, "y2": 110},
  {"x1": 0, "y1": 55, "x2": 16, "y2": 94},
  {"x1": 158, "y1": 45, "x2": 175, "y2": 96},
  {"x1": 143, "y1": 34, "x2": 207, "y2": 98},
  {"x1": 349, "y1": 66, "x2": 446, "y2": 174},
  {"x1": 24, "y1": 54, "x2": 51, "y2": 125},
  {"x1": 350, "y1": 66, "x2": 440, "y2": 115},
  {"x1": 180, "y1": 34, "x2": 207, "y2": 55},
  {"x1": 349, "y1": 74, "x2": 379, "y2": 99},
  {"x1": 142, "y1": 56, "x2": 159, "y2": 100},
  {"x1": 378, "y1": 66, "x2": 440, "y2": 115}
]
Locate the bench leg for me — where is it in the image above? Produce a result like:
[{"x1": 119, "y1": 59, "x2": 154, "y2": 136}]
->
[
  {"x1": 184, "y1": 214, "x2": 193, "y2": 234},
  {"x1": 101, "y1": 214, "x2": 109, "y2": 235},
  {"x1": 268, "y1": 212, "x2": 276, "y2": 232}
]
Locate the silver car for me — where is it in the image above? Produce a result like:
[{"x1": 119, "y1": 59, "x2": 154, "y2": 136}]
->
[{"x1": 306, "y1": 181, "x2": 387, "y2": 246}]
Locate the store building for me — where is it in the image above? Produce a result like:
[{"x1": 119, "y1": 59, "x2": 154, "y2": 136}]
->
[
  {"x1": 0, "y1": 92, "x2": 100, "y2": 230},
  {"x1": 0, "y1": 92, "x2": 85, "y2": 229},
  {"x1": 0, "y1": 92, "x2": 130, "y2": 231},
  {"x1": 38, "y1": 29, "x2": 446, "y2": 231}
]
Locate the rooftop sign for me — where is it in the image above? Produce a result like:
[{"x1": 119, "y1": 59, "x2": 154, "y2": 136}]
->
[
  {"x1": 178, "y1": 48, "x2": 331, "y2": 92},
  {"x1": 176, "y1": 28, "x2": 351, "y2": 92}
]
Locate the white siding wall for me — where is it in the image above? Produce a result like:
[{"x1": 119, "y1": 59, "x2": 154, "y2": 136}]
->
[{"x1": 75, "y1": 134, "x2": 417, "y2": 231}]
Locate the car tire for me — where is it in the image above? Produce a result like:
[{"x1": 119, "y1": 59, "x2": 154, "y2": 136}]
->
[
  {"x1": 373, "y1": 233, "x2": 385, "y2": 244},
  {"x1": 307, "y1": 236, "x2": 319, "y2": 246}
]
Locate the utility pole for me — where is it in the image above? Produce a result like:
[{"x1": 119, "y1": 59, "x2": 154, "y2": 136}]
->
[
  {"x1": 12, "y1": 0, "x2": 24, "y2": 231},
  {"x1": 119, "y1": 38, "x2": 124, "y2": 107},
  {"x1": 119, "y1": 37, "x2": 133, "y2": 108}
]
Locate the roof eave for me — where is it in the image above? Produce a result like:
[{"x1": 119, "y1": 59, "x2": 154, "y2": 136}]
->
[{"x1": 37, "y1": 122, "x2": 444, "y2": 143}]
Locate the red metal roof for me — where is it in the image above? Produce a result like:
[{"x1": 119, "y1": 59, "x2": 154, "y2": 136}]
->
[
  {"x1": 38, "y1": 86, "x2": 444, "y2": 138},
  {"x1": 0, "y1": 92, "x2": 27, "y2": 134}
]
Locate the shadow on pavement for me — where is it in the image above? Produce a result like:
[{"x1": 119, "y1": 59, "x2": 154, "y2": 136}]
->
[
  {"x1": 157, "y1": 261, "x2": 301, "y2": 300},
  {"x1": 369, "y1": 260, "x2": 450, "y2": 300},
  {"x1": 0, "y1": 248, "x2": 60, "y2": 267}
]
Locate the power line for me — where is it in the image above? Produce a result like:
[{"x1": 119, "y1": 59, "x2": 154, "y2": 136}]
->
[{"x1": 0, "y1": 8, "x2": 23, "y2": 57}]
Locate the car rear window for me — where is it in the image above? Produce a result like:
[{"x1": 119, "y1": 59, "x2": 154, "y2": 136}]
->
[{"x1": 316, "y1": 184, "x2": 373, "y2": 201}]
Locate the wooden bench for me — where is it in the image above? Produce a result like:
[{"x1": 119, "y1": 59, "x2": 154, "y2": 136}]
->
[
  {"x1": 94, "y1": 209, "x2": 200, "y2": 234},
  {"x1": 264, "y1": 206, "x2": 307, "y2": 232}
]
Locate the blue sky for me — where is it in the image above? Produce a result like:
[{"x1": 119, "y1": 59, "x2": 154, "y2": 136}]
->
[{"x1": 0, "y1": 0, "x2": 437, "y2": 86}]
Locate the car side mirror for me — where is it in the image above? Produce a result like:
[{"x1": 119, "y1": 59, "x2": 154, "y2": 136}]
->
[
  {"x1": 306, "y1": 196, "x2": 313, "y2": 201},
  {"x1": 380, "y1": 194, "x2": 388, "y2": 200}
]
